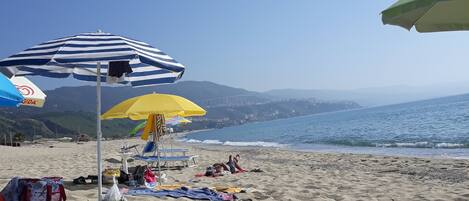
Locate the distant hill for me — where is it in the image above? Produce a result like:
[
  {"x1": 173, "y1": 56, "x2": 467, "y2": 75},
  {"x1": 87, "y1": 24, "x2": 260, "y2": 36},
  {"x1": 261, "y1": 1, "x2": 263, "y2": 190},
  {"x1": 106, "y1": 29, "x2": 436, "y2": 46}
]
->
[
  {"x1": 0, "y1": 81, "x2": 360, "y2": 140},
  {"x1": 266, "y1": 82, "x2": 469, "y2": 106},
  {"x1": 35, "y1": 81, "x2": 271, "y2": 113}
]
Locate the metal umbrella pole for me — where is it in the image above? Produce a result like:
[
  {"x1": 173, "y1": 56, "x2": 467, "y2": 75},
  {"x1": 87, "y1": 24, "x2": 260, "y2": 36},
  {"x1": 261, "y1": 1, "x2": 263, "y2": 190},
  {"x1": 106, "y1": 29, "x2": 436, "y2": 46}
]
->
[{"x1": 96, "y1": 61, "x2": 103, "y2": 201}]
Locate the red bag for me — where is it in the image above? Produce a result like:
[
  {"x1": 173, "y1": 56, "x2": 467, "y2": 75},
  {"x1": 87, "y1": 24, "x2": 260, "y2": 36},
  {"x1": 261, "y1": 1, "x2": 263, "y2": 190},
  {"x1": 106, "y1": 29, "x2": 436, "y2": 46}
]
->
[
  {"x1": 143, "y1": 167, "x2": 156, "y2": 188},
  {"x1": 144, "y1": 168, "x2": 156, "y2": 183}
]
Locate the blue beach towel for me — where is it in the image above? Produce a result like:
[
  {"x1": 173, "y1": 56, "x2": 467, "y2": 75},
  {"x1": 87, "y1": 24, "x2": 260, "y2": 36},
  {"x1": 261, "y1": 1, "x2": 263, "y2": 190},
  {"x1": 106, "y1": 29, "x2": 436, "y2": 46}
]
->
[{"x1": 127, "y1": 187, "x2": 235, "y2": 201}]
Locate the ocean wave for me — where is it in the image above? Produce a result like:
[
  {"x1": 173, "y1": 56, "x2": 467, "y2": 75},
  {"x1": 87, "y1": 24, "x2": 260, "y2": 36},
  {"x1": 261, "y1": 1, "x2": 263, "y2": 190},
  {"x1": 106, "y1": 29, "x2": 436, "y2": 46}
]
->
[
  {"x1": 181, "y1": 138, "x2": 286, "y2": 148},
  {"x1": 185, "y1": 139, "x2": 202, "y2": 143},
  {"x1": 223, "y1": 141, "x2": 286, "y2": 147},
  {"x1": 374, "y1": 142, "x2": 467, "y2": 148},
  {"x1": 435, "y1": 143, "x2": 466, "y2": 148}
]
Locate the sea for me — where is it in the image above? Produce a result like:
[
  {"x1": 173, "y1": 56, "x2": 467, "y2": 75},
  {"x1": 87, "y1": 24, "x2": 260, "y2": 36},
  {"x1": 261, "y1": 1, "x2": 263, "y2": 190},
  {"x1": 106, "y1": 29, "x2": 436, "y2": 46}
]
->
[{"x1": 182, "y1": 93, "x2": 469, "y2": 159}]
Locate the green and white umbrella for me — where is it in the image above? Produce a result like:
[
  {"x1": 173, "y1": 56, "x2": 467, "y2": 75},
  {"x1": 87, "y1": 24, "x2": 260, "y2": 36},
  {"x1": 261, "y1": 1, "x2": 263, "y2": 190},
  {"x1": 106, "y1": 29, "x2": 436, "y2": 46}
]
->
[{"x1": 382, "y1": 0, "x2": 469, "y2": 32}]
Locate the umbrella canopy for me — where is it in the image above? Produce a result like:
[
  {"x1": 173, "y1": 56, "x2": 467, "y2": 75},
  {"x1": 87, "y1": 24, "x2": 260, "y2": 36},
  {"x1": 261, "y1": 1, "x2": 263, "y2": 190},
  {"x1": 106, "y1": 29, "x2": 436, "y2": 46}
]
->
[
  {"x1": 10, "y1": 76, "x2": 47, "y2": 107},
  {"x1": 101, "y1": 93, "x2": 206, "y2": 120},
  {"x1": 0, "y1": 73, "x2": 23, "y2": 107},
  {"x1": 167, "y1": 116, "x2": 192, "y2": 125},
  {"x1": 0, "y1": 32, "x2": 184, "y2": 86},
  {"x1": 382, "y1": 0, "x2": 469, "y2": 32},
  {"x1": 129, "y1": 121, "x2": 147, "y2": 137}
]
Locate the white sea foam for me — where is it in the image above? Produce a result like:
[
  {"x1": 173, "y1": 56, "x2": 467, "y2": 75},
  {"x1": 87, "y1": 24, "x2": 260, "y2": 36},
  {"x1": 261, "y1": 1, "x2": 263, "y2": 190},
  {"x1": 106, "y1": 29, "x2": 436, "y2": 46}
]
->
[
  {"x1": 201, "y1": 140, "x2": 224, "y2": 144},
  {"x1": 435, "y1": 143, "x2": 465, "y2": 148},
  {"x1": 223, "y1": 141, "x2": 285, "y2": 147},
  {"x1": 185, "y1": 139, "x2": 202, "y2": 143},
  {"x1": 375, "y1": 141, "x2": 466, "y2": 148},
  {"x1": 182, "y1": 138, "x2": 285, "y2": 148},
  {"x1": 395, "y1": 142, "x2": 431, "y2": 148}
]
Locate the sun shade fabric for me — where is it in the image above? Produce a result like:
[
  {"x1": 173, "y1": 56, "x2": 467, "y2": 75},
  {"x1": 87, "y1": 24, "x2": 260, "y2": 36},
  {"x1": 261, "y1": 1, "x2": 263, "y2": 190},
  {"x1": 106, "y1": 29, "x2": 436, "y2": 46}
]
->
[
  {"x1": 129, "y1": 121, "x2": 147, "y2": 137},
  {"x1": 101, "y1": 93, "x2": 206, "y2": 120},
  {"x1": 141, "y1": 114, "x2": 156, "y2": 141},
  {"x1": 382, "y1": 0, "x2": 469, "y2": 32},
  {"x1": 0, "y1": 32, "x2": 185, "y2": 87},
  {"x1": 9, "y1": 76, "x2": 47, "y2": 107},
  {"x1": 0, "y1": 73, "x2": 23, "y2": 107}
]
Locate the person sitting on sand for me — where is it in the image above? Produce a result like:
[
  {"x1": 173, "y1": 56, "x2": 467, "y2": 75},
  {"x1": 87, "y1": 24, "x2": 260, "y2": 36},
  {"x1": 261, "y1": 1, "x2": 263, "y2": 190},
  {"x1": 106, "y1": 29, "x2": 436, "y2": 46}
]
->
[
  {"x1": 227, "y1": 155, "x2": 246, "y2": 173},
  {"x1": 205, "y1": 163, "x2": 226, "y2": 177},
  {"x1": 234, "y1": 154, "x2": 246, "y2": 172},
  {"x1": 227, "y1": 155, "x2": 237, "y2": 174},
  {"x1": 213, "y1": 163, "x2": 229, "y2": 171}
]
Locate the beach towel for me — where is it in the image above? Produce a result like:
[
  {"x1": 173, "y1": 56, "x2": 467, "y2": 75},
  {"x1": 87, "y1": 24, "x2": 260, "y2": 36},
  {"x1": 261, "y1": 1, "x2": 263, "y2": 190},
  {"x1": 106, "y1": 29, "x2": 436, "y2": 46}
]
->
[
  {"x1": 127, "y1": 187, "x2": 235, "y2": 201},
  {"x1": 0, "y1": 177, "x2": 21, "y2": 201},
  {"x1": 141, "y1": 115, "x2": 155, "y2": 140},
  {"x1": 214, "y1": 186, "x2": 242, "y2": 194},
  {"x1": 195, "y1": 170, "x2": 244, "y2": 178},
  {"x1": 155, "y1": 184, "x2": 185, "y2": 190}
]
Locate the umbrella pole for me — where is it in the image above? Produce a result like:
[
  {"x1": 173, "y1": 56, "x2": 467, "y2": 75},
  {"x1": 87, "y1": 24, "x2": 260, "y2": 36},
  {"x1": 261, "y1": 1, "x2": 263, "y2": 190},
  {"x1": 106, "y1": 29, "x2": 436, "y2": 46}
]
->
[
  {"x1": 155, "y1": 114, "x2": 162, "y2": 185},
  {"x1": 96, "y1": 61, "x2": 103, "y2": 201}
]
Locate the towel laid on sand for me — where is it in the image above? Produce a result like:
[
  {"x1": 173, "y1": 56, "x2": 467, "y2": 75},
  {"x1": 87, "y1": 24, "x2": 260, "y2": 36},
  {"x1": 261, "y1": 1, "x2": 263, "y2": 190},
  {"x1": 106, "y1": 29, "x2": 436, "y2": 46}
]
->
[
  {"x1": 214, "y1": 186, "x2": 243, "y2": 193},
  {"x1": 195, "y1": 170, "x2": 246, "y2": 178},
  {"x1": 127, "y1": 187, "x2": 235, "y2": 201}
]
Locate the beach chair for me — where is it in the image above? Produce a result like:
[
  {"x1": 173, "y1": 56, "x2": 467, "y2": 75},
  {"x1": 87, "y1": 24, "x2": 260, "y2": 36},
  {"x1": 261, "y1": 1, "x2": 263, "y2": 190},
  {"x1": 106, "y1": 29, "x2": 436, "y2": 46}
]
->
[
  {"x1": 133, "y1": 141, "x2": 198, "y2": 168},
  {"x1": 134, "y1": 155, "x2": 198, "y2": 167}
]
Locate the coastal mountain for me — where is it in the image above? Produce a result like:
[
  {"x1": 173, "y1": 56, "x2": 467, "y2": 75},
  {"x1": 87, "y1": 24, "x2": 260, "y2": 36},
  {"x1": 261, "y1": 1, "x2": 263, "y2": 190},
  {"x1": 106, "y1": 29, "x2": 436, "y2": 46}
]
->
[
  {"x1": 37, "y1": 81, "x2": 272, "y2": 113},
  {"x1": 0, "y1": 81, "x2": 360, "y2": 140},
  {"x1": 266, "y1": 82, "x2": 469, "y2": 106}
]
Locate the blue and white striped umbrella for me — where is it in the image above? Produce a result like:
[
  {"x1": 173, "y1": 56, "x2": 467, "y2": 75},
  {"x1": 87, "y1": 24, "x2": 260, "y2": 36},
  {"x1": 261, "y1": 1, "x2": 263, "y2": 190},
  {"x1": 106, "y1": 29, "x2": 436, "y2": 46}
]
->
[
  {"x1": 0, "y1": 32, "x2": 186, "y2": 200},
  {"x1": 0, "y1": 32, "x2": 185, "y2": 86}
]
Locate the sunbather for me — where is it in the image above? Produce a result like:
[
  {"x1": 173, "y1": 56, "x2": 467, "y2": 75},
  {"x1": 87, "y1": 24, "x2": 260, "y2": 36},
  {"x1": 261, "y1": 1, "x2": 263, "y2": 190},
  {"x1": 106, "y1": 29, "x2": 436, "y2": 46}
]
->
[
  {"x1": 233, "y1": 154, "x2": 246, "y2": 172},
  {"x1": 226, "y1": 155, "x2": 245, "y2": 173},
  {"x1": 227, "y1": 155, "x2": 236, "y2": 174},
  {"x1": 213, "y1": 163, "x2": 229, "y2": 171},
  {"x1": 205, "y1": 163, "x2": 225, "y2": 177}
]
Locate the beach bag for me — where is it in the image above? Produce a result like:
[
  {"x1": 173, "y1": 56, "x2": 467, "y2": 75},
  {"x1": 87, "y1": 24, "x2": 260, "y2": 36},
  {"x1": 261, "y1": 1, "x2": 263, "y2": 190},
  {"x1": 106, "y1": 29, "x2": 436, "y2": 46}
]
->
[
  {"x1": 20, "y1": 177, "x2": 66, "y2": 201},
  {"x1": 103, "y1": 177, "x2": 126, "y2": 201},
  {"x1": 117, "y1": 170, "x2": 129, "y2": 184},
  {"x1": 143, "y1": 167, "x2": 156, "y2": 188},
  {"x1": 132, "y1": 165, "x2": 147, "y2": 185}
]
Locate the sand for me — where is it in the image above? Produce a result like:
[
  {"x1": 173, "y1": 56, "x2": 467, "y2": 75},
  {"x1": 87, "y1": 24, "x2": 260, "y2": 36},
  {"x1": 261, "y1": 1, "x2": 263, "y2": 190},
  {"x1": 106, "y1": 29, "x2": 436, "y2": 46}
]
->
[{"x1": 1, "y1": 137, "x2": 469, "y2": 201}]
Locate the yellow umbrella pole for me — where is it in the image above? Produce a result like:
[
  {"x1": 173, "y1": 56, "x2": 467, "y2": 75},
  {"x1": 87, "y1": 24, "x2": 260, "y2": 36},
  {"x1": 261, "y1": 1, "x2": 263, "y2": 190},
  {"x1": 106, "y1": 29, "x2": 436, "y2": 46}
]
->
[{"x1": 154, "y1": 114, "x2": 166, "y2": 185}]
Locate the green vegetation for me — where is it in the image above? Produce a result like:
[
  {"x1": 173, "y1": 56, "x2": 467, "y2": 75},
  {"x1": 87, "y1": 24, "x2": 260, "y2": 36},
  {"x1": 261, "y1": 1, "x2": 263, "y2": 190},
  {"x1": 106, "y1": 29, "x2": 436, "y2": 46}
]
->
[{"x1": 0, "y1": 81, "x2": 360, "y2": 139}]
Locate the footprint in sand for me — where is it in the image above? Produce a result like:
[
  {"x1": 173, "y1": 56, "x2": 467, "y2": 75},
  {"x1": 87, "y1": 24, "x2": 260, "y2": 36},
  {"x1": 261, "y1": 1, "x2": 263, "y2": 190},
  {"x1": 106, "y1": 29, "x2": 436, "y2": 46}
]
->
[
  {"x1": 252, "y1": 191, "x2": 270, "y2": 200},
  {"x1": 244, "y1": 183, "x2": 257, "y2": 188}
]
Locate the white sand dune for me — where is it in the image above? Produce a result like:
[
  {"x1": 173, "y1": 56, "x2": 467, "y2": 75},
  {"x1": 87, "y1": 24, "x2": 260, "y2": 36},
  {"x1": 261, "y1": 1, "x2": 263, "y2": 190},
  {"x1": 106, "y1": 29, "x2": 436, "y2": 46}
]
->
[{"x1": 1, "y1": 137, "x2": 469, "y2": 200}]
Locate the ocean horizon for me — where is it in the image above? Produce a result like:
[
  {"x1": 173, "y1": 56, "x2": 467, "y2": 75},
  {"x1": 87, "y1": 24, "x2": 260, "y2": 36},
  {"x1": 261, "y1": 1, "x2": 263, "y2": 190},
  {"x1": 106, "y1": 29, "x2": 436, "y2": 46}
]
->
[{"x1": 184, "y1": 93, "x2": 469, "y2": 159}]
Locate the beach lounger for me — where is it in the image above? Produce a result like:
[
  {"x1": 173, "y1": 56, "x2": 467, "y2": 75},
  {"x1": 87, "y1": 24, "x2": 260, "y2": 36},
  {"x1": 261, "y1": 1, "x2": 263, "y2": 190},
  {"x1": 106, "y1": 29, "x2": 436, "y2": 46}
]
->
[
  {"x1": 159, "y1": 148, "x2": 189, "y2": 155},
  {"x1": 132, "y1": 142, "x2": 198, "y2": 168},
  {"x1": 134, "y1": 155, "x2": 198, "y2": 167},
  {"x1": 137, "y1": 142, "x2": 189, "y2": 156}
]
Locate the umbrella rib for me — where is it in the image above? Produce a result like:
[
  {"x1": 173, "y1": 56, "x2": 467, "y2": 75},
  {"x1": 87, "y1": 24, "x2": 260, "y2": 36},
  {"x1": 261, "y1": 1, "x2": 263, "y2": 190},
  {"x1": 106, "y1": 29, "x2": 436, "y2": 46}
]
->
[{"x1": 412, "y1": 2, "x2": 440, "y2": 32}]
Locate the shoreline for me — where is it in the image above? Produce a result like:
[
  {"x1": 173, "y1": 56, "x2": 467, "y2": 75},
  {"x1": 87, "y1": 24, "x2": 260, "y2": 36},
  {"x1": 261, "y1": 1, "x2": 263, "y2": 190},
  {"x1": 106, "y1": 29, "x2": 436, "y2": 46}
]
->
[{"x1": 180, "y1": 130, "x2": 469, "y2": 160}]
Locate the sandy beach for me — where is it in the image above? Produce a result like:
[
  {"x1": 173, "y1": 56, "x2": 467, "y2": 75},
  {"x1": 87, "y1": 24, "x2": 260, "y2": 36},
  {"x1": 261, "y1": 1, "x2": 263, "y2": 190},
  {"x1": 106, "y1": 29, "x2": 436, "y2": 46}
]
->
[{"x1": 2, "y1": 137, "x2": 469, "y2": 201}]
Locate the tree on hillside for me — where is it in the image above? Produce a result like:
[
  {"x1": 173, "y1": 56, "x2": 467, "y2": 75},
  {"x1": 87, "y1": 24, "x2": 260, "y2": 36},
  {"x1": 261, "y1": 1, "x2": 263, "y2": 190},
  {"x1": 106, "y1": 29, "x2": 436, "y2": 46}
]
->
[{"x1": 14, "y1": 133, "x2": 25, "y2": 142}]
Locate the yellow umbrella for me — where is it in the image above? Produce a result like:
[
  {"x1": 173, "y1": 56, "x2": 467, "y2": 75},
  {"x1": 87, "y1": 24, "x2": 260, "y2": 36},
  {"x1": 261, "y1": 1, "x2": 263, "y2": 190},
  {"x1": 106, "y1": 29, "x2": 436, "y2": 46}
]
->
[
  {"x1": 101, "y1": 93, "x2": 206, "y2": 120},
  {"x1": 102, "y1": 93, "x2": 206, "y2": 181}
]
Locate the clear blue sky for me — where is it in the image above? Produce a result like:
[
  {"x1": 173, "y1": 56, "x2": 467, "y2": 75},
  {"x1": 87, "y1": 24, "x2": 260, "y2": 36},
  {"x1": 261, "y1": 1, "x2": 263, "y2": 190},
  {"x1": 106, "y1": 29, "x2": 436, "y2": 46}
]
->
[{"x1": 1, "y1": 0, "x2": 469, "y2": 91}]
